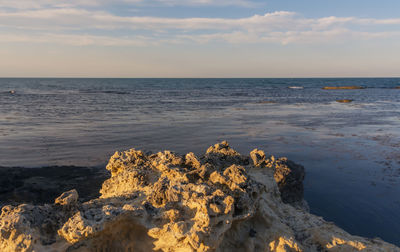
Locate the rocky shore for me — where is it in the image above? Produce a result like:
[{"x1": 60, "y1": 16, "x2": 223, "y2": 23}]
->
[{"x1": 0, "y1": 142, "x2": 398, "y2": 251}]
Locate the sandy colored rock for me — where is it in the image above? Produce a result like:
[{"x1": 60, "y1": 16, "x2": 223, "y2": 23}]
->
[
  {"x1": 55, "y1": 190, "x2": 79, "y2": 207},
  {"x1": 336, "y1": 99, "x2": 353, "y2": 103},
  {"x1": 0, "y1": 142, "x2": 399, "y2": 252}
]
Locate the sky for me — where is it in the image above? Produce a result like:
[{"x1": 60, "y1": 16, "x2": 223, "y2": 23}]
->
[{"x1": 0, "y1": 0, "x2": 399, "y2": 77}]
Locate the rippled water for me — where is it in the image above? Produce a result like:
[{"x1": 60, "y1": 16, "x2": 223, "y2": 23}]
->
[{"x1": 1, "y1": 78, "x2": 400, "y2": 245}]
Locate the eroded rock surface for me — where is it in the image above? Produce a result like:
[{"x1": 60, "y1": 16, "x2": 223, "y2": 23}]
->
[{"x1": 0, "y1": 142, "x2": 398, "y2": 251}]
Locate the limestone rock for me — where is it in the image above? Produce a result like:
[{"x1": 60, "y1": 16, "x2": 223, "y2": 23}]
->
[
  {"x1": 0, "y1": 142, "x2": 398, "y2": 252},
  {"x1": 250, "y1": 149, "x2": 306, "y2": 209},
  {"x1": 55, "y1": 190, "x2": 79, "y2": 207},
  {"x1": 336, "y1": 99, "x2": 353, "y2": 103}
]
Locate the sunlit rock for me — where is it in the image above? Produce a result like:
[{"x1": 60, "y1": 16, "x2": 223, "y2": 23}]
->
[
  {"x1": 0, "y1": 142, "x2": 398, "y2": 251},
  {"x1": 336, "y1": 99, "x2": 353, "y2": 103}
]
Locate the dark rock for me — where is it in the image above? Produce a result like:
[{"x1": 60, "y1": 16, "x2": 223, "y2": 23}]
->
[
  {"x1": 322, "y1": 86, "x2": 365, "y2": 90},
  {"x1": 249, "y1": 228, "x2": 257, "y2": 237},
  {"x1": 273, "y1": 158, "x2": 305, "y2": 207},
  {"x1": 0, "y1": 166, "x2": 108, "y2": 208}
]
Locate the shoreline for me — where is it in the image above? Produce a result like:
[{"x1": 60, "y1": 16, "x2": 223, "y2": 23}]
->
[{"x1": 0, "y1": 142, "x2": 398, "y2": 251}]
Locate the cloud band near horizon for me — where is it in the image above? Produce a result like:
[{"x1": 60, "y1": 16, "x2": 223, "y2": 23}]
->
[{"x1": 0, "y1": 7, "x2": 400, "y2": 46}]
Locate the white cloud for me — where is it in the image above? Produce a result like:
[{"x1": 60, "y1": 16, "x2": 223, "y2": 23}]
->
[
  {"x1": 0, "y1": 9, "x2": 298, "y2": 30},
  {"x1": 0, "y1": 7, "x2": 399, "y2": 46},
  {"x1": 0, "y1": 33, "x2": 154, "y2": 46},
  {"x1": 0, "y1": 0, "x2": 256, "y2": 9}
]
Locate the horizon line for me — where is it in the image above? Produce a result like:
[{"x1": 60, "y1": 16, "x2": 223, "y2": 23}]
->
[{"x1": 1, "y1": 76, "x2": 399, "y2": 79}]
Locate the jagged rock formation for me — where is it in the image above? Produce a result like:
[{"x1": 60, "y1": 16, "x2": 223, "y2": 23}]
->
[{"x1": 0, "y1": 142, "x2": 399, "y2": 252}]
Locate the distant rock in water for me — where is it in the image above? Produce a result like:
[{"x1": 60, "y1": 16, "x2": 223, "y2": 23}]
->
[
  {"x1": 336, "y1": 99, "x2": 353, "y2": 103},
  {"x1": 1, "y1": 90, "x2": 16, "y2": 95},
  {"x1": 323, "y1": 86, "x2": 365, "y2": 90},
  {"x1": 258, "y1": 100, "x2": 277, "y2": 104},
  {"x1": 0, "y1": 142, "x2": 398, "y2": 252}
]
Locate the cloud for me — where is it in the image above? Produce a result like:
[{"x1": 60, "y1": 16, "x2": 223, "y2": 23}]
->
[
  {"x1": 0, "y1": 7, "x2": 399, "y2": 46},
  {"x1": 0, "y1": 33, "x2": 154, "y2": 46},
  {"x1": 0, "y1": 0, "x2": 256, "y2": 9},
  {"x1": 0, "y1": 9, "x2": 297, "y2": 30}
]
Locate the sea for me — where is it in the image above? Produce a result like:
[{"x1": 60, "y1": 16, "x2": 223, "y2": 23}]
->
[{"x1": 1, "y1": 78, "x2": 399, "y2": 245}]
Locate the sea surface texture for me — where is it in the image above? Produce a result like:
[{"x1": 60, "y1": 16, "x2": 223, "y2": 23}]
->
[{"x1": 1, "y1": 78, "x2": 400, "y2": 245}]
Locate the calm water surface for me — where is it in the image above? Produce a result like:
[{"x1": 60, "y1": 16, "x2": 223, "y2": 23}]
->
[{"x1": 0, "y1": 78, "x2": 399, "y2": 245}]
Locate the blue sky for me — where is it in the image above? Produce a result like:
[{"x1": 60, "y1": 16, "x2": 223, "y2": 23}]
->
[{"x1": 0, "y1": 0, "x2": 399, "y2": 77}]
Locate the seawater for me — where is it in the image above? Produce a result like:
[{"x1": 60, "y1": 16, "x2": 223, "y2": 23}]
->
[{"x1": 1, "y1": 78, "x2": 400, "y2": 245}]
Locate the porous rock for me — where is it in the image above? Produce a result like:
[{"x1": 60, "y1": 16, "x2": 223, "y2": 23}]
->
[
  {"x1": 250, "y1": 149, "x2": 306, "y2": 210},
  {"x1": 0, "y1": 142, "x2": 398, "y2": 252}
]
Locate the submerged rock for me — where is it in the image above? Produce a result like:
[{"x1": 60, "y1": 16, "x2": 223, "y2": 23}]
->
[
  {"x1": 0, "y1": 166, "x2": 108, "y2": 208},
  {"x1": 323, "y1": 86, "x2": 365, "y2": 90},
  {"x1": 258, "y1": 101, "x2": 277, "y2": 104},
  {"x1": 0, "y1": 142, "x2": 398, "y2": 252}
]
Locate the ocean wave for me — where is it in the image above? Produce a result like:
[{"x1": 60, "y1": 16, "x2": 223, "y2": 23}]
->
[{"x1": 79, "y1": 90, "x2": 131, "y2": 95}]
